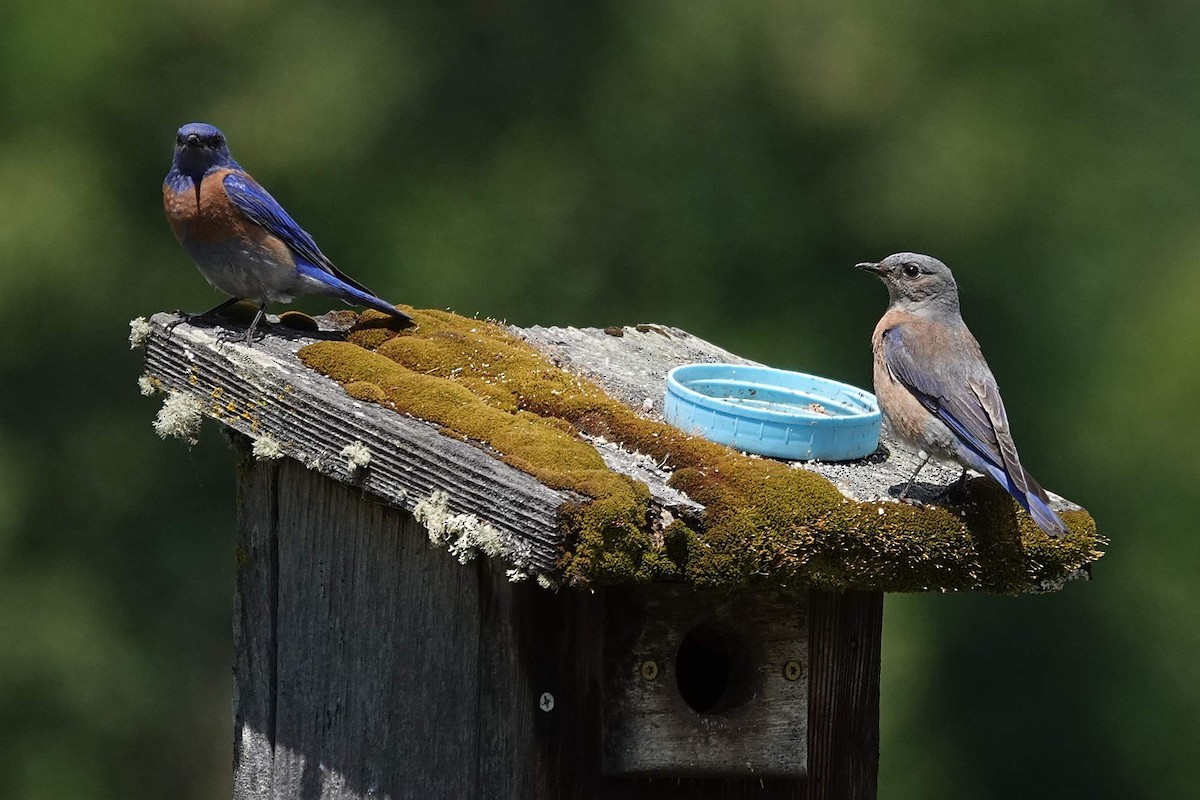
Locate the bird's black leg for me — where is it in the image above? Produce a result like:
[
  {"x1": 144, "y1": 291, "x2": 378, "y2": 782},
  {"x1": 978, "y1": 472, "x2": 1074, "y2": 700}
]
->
[
  {"x1": 195, "y1": 297, "x2": 243, "y2": 319},
  {"x1": 898, "y1": 453, "x2": 931, "y2": 500},
  {"x1": 243, "y1": 303, "x2": 268, "y2": 343},
  {"x1": 934, "y1": 467, "x2": 968, "y2": 500}
]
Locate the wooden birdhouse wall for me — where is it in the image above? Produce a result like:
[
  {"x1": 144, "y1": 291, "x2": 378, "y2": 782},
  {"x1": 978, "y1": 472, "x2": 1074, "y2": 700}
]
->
[{"x1": 231, "y1": 442, "x2": 882, "y2": 800}]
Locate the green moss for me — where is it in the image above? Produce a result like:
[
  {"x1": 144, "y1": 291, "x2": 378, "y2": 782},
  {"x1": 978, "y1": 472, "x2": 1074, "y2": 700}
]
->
[{"x1": 298, "y1": 308, "x2": 1105, "y2": 592}]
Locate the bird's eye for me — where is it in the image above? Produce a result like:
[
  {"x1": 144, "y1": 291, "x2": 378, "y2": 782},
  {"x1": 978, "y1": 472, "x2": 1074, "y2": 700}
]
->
[
  {"x1": 176, "y1": 134, "x2": 184, "y2": 145},
  {"x1": 902, "y1": 262, "x2": 921, "y2": 278}
]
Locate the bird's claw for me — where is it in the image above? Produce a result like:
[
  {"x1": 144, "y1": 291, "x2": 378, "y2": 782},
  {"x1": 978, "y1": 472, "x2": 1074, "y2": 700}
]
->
[
  {"x1": 164, "y1": 310, "x2": 206, "y2": 339},
  {"x1": 214, "y1": 326, "x2": 261, "y2": 345}
]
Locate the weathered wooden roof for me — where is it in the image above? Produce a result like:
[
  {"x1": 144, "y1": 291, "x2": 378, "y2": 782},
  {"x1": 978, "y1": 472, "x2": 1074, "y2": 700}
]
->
[{"x1": 135, "y1": 308, "x2": 1102, "y2": 593}]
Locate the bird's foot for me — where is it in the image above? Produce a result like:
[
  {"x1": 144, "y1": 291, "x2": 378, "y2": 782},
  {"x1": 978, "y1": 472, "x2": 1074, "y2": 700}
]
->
[
  {"x1": 166, "y1": 298, "x2": 247, "y2": 338},
  {"x1": 214, "y1": 325, "x2": 267, "y2": 346},
  {"x1": 895, "y1": 475, "x2": 919, "y2": 502},
  {"x1": 214, "y1": 328, "x2": 243, "y2": 345},
  {"x1": 164, "y1": 311, "x2": 217, "y2": 339},
  {"x1": 892, "y1": 480, "x2": 923, "y2": 507},
  {"x1": 164, "y1": 314, "x2": 189, "y2": 337}
]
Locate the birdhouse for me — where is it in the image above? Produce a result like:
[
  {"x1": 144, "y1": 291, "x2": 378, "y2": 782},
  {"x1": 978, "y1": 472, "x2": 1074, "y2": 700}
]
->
[{"x1": 135, "y1": 307, "x2": 1102, "y2": 800}]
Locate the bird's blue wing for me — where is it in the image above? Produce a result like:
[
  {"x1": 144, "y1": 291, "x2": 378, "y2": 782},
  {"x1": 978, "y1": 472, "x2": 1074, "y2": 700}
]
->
[
  {"x1": 223, "y1": 171, "x2": 411, "y2": 322},
  {"x1": 223, "y1": 171, "x2": 333, "y2": 273},
  {"x1": 882, "y1": 324, "x2": 1067, "y2": 535},
  {"x1": 880, "y1": 324, "x2": 1005, "y2": 471}
]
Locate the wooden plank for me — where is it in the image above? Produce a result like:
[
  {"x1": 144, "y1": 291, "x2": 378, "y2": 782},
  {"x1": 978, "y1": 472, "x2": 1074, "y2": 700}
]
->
[
  {"x1": 142, "y1": 313, "x2": 569, "y2": 575},
  {"x1": 475, "y1": 576, "x2": 812, "y2": 799},
  {"x1": 474, "y1": 558, "x2": 600, "y2": 799},
  {"x1": 232, "y1": 434, "x2": 278, "y2": 800},
  {"x1": 234, "y1": 458, "x2": 487, "y2": 799},
  {"x1": 804, "y1": 591, "x2": 882, "y2": 800},
  {"x1": 518, "y1": 323, "x2": 756, "y2": 417},
  {"x1": 601, "y1": 585, "x2": 809, "y2": 777}
]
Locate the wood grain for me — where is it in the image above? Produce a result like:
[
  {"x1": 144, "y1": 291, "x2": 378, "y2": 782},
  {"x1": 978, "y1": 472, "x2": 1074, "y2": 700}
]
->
[
  {"x1": 232, "y1": 436, "x2": 278, "y2": 799},
  {"x1": 804, "y1": 591, "x2": 883, "y2": 800},
  {"x1": 601, "y1": 585, "x2": 809, "y2": 777},
  {"x1": 143, "y1": 314, "x2": 569, "y2": 575}
]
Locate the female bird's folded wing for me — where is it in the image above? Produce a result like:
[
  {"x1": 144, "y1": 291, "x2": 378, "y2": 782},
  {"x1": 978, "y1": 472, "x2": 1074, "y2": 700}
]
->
[
  {"x1": 884, "y1": 325, "x2": 1067, "y2": 535},
  {"x1": 881, "y1": 324, "x2": 1005, "y2": 472}
]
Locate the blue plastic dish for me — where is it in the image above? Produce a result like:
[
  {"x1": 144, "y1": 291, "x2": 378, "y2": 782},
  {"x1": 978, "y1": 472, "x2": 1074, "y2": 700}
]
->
[{"x1": 664, "y1": 363, "x2": 881, "y2": 461}]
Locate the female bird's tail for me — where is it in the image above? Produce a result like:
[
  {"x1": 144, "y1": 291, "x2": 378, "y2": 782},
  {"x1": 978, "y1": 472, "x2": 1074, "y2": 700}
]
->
[{"x1": 981, "y1": 462, "x2": 1068, "y2": 537}]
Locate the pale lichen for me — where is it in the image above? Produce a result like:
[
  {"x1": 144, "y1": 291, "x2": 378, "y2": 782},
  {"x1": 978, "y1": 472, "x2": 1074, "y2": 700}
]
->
[
  {"x1": 153, "y1": 391, "x2": 204, "y2": 445},
  {"x1": 414, "y1": 489, "x2": 507, "y2": 564},
  {"x1": 137, "y1": 375, "x2": 159, "y2": 397},
  {"x1": 341, "y1": 441, "x2": 372, "y2": 473},
  {"x1": 128, "y1": 317, "x2": 154, "y2": 349},
  {"x1": 252, "y1": 434, "x2": 285, "y2": 460}
]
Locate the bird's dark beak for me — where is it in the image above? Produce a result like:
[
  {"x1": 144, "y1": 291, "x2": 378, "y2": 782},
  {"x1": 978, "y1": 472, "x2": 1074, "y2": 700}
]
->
[
  {"x1": 854, "y1": 261, "x2": 884, "y2": 274},
  {"x1": 185, "y1": 133, "x2": 201, "y2": 147}
]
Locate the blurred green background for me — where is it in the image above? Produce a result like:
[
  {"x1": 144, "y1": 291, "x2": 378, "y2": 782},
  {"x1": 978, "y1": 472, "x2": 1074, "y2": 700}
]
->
[{"x1": 1, "y1": 0, "x2": 1196, "y2": 797}]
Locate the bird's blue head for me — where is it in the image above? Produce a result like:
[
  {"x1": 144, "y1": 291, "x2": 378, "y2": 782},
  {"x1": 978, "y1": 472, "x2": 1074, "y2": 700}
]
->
[{"x1": 168, "y1": 122, "x2": 239, "y2": 187}]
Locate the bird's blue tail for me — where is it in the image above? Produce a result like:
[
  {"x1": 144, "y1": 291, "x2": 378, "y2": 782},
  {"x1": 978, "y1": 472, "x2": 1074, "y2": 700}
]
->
[
  {"x1": 1026, "y1": 493, "x2": 1069, "y2": 538},
  {"x1": 296, "y1": 260, "x2": 413, "y2": 324},
  {"x1": 337, "y1": 281, "x2": 412, "y2": 321},
  {"x1": 981, "y1": 462, "x2": 1068, "y2": 537}
]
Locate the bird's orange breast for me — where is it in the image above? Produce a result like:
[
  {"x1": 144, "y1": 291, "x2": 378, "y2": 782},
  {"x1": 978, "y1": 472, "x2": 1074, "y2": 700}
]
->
[{"x1": 163, "y1": 167, "x2": 251, "y2": 246}]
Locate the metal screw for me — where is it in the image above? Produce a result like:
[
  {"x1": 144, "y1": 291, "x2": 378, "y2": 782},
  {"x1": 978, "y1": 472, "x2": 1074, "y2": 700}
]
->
[
  {"x1": 640, "y1": 660, "x2": 659, "y2": 681},
  {"x1": 539, "y1": 692, "x2": 555, "y2": 712},
  {"x1": 783, "y1": 660, "x2": 802, "y2": 681}
]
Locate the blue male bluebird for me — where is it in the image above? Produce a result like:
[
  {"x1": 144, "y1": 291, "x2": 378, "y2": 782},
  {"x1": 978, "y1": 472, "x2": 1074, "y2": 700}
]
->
[
  {"x1": 163, "y1": 122, "x2": 412, "y2": 341},
  {"x1": 856, "y1": 253, "x2": 1068, "y2": 537}
]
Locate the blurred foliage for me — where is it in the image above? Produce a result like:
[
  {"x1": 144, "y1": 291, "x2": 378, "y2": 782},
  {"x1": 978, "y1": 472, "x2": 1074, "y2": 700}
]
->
[{"x1": 0, "y1": 0, "x2": 1196, "y2": 797}]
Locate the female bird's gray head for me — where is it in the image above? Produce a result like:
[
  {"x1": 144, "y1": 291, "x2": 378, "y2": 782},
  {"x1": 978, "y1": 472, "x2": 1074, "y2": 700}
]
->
[
  {"x1": 855, "y1": 252, "x2": 961, "y2": 314},
  {"x1": 171, "y1": 122, "x2": 238, "y2": 183}
]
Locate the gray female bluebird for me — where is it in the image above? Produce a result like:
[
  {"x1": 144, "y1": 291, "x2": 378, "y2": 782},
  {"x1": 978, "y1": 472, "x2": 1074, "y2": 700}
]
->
[
  {"x1": 856, "y1": 253, "x2": 1067, "y2": 536},
  {"x1": 163, "y1": 122, "x2": 412, "y2": 341}
]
